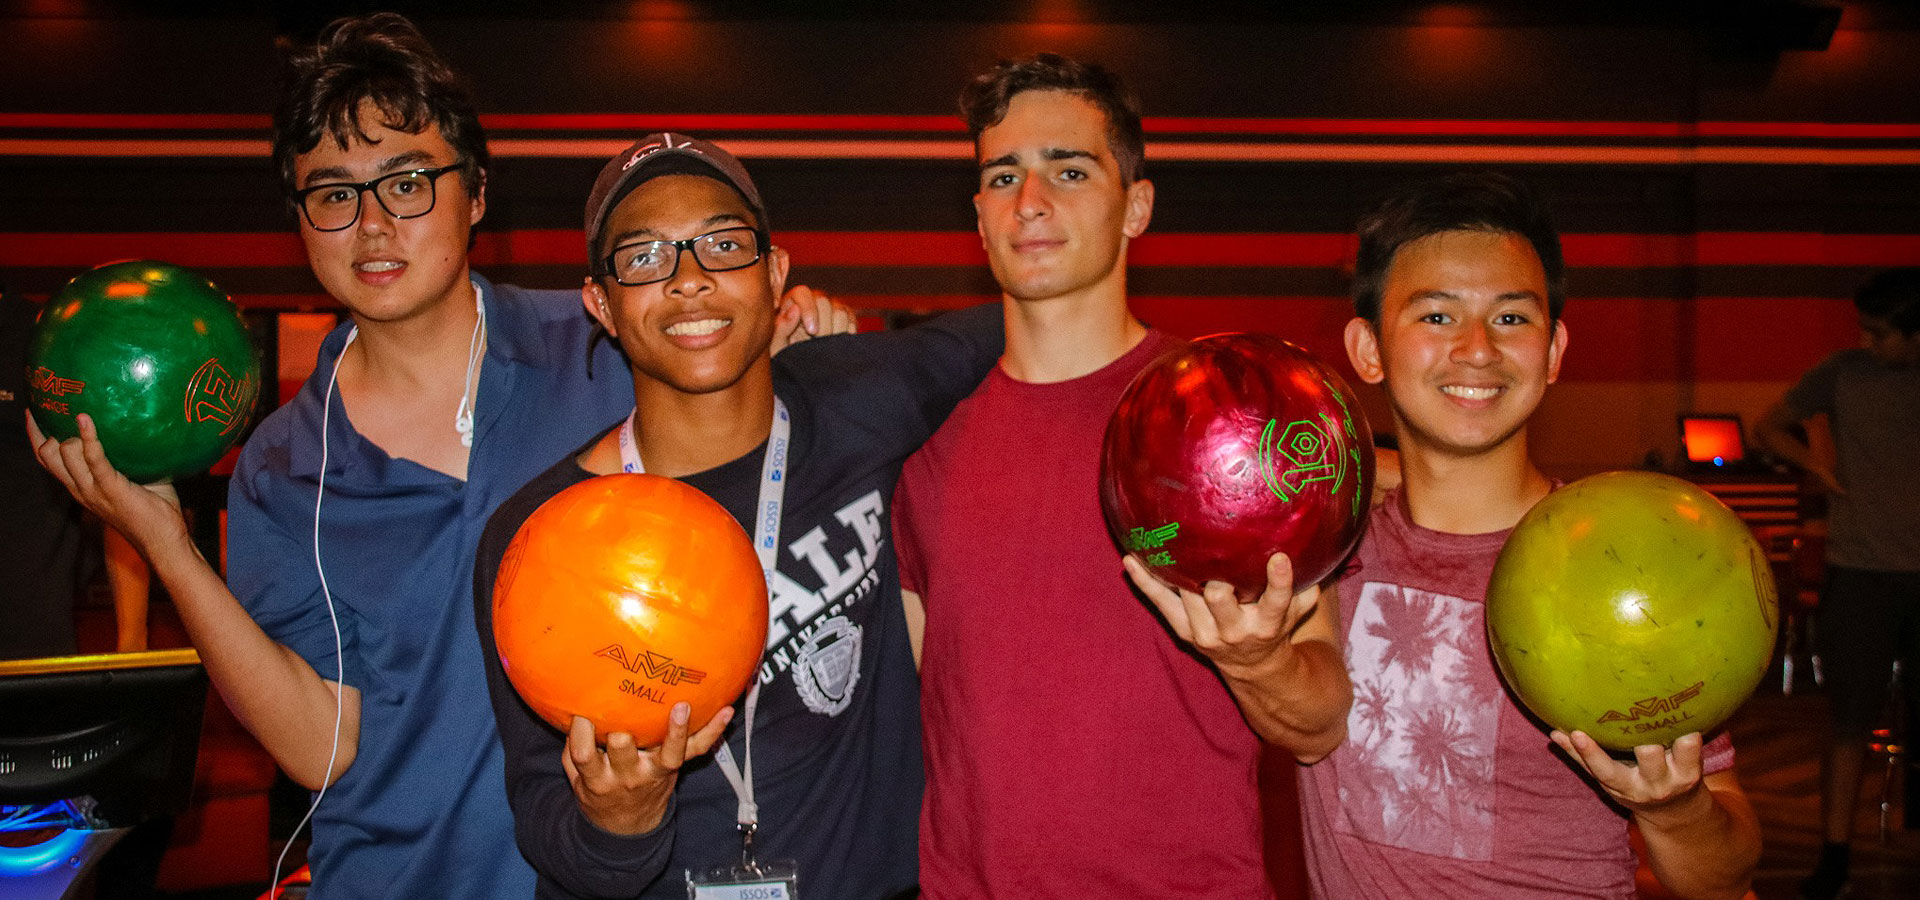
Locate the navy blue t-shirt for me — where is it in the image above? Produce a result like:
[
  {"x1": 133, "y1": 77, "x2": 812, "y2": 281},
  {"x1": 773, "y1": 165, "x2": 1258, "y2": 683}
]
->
[{"x1": 475, "y1": 303, "x2": 1002, "y2": 899}]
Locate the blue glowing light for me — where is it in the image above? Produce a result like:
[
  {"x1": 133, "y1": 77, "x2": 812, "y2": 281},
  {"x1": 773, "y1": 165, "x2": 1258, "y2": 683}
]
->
[{"x1": 0, "y1": 826, "x2": 86, "y2": 875}]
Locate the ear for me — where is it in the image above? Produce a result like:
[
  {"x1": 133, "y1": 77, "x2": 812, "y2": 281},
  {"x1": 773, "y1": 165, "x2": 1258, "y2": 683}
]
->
[
  {"x1": 1121, "y1": 178, "x2": 1155, "y2": 239},
  {"x1": 764, "y1": 245, "x2": 792, "y2": 302},
  {"x1": 582, "y1": 279, "x2": 616, "y2": 339},
  {"x1": 974, "y1": 193, "x2": 987, "y2": 249},
  {"x1": 1344, "y1": 316, "x2": 1386, "y2": 385},
  {"x1": 468, "y1": 167, "x2": 488, "y2": 226},
  {"x1": 1546, "y1": 318, "x2": 1569, "y2": 384}
]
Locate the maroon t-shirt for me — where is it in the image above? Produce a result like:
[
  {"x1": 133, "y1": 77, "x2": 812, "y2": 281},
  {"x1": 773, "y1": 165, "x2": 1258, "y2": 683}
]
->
[
  {"x1": 895, "y1": 331, "x2": 1272, "y2": 899},
  {"x1": 1298, "y1": 490, "x2": 1735, "y2": 899}
]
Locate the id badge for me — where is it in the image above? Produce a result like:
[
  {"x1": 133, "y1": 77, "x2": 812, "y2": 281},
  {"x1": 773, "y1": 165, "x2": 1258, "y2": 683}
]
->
[{"x1": 686, "y1": 860, "x2": 798, "y2": 900}]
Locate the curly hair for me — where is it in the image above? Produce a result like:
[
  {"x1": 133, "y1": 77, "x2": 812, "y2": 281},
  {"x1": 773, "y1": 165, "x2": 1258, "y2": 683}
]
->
[{"x1": 271, "y1": 12, "x2": 488, "y2": 197}]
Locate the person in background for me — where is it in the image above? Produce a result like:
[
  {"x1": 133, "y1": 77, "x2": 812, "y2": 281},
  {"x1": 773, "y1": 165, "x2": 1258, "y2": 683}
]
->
[{"x1": 1755, "y1": 267, "x2": 1920, "y2": 900}]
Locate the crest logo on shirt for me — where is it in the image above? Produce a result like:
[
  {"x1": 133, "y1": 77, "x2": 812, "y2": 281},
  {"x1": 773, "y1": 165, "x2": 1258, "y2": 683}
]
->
[
  {"x1": 791, "y1": 615, "x2": 861, "y2": 716},
  {"x1": 595, "y1": 645, "x2": 707, "y2": 686}
]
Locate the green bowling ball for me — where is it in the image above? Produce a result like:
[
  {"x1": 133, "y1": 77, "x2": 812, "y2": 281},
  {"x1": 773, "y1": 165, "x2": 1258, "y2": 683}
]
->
[
  {"x1": 1486, "y1": 471, "x2": 1778, "y2": 751},
  {"x1": 27, "y1": 260, "x2": 261, "y2": 484}
]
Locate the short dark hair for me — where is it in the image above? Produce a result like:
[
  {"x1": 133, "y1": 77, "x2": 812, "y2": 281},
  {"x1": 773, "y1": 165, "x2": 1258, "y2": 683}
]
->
[
  {"x1": 1854, "y1": 267, "x2": 1920, "y2": 335},
  {"x1": 1352, "y1": 171, "x2": 1566, "y2": 324},
  {"x1": 271, "y1": 13, "x2": 488, "y2": 198},
  {"x1": 959, "y1": 53, "x2": 1146, "y2": 184}
]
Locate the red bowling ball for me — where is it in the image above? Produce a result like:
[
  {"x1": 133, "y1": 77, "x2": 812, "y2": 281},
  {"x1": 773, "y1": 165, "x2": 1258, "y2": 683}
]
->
[{"x1": 1101, "y1": 333, "x2": 1375, "y2": 598}]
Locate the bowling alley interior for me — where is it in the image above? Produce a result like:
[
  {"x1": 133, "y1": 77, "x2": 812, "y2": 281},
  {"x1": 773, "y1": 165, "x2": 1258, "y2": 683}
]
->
[{"x1": 3, "y1": 1, "x2": 1918, "y2": 897}]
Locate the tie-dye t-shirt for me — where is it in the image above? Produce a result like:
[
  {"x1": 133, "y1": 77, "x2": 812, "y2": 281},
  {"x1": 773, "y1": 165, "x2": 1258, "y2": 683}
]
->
[{"x1": 1298, "y1": 490, "x2": 1734, "y2": 899}]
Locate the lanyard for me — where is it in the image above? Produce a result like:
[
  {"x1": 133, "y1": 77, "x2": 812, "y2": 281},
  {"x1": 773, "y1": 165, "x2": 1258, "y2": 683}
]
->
[{"x1": 617, "y1": 398, "x2": 789, "y2": 862}]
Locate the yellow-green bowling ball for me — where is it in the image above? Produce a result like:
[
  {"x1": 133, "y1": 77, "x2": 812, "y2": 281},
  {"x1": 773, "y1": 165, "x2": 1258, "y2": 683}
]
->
[{"x1": 1486, "y1": 471, "x2": 1777, "y2": 751}]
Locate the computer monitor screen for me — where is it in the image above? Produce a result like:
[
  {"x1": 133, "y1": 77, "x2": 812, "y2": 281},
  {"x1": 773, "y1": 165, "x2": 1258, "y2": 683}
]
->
[
  {"x1": 0, "y1": 650, "x2": 206, "y2": 827},
  {"x1": 1680, "y1": 414, "x2": 1747, "y2": 469}
]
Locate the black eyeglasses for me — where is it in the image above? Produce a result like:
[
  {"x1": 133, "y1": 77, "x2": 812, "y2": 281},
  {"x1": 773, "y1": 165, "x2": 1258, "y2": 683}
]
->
[
  {"x1": 596, "y1": 226, "x2": 767, "y2": 286},
  {"x1": 290, "y1": 163, "x2": 468, "y2": 232}
]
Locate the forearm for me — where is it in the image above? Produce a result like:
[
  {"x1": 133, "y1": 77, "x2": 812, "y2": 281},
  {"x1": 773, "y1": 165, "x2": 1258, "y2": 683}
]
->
[
  {"x1": 1223, "y1": 639, "x2": 1351, "y2": 762},
  {"x1": 489, "y1": 652, "x2": 674, "y2": 896},
  {"x1": 1755, "y1": 426, "x2": 1813, "y2": 469},
  {"x1": 105, "y1": 527, "x2": 150, "y2": 652},
  {"x1": 145, "y1": 531, "x2": 359, "y2": 788},
  {"x1": 510, "y1": 766, "x2": 676, "y2": 899},
  {"x1": 1636, "y1": 779, "x2": 1761, "y2": 900},
  {"x1": 1754, "y1": 403, "x2": 1815, "y2": 469}
]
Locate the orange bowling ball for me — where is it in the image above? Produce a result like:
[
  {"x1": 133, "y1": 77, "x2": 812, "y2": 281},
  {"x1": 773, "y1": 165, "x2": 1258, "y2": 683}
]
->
[{"x1": 492, "y1": 473, "x2": 768, "y2": 746}]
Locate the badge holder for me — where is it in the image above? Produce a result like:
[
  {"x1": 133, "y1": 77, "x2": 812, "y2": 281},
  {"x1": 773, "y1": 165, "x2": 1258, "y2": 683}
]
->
[{"x1": 687, "y1": 822, "x2": 800, "y2": 899}]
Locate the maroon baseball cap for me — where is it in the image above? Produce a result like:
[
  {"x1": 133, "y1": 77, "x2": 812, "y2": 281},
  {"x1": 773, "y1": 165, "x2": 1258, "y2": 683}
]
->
[{"x1": 583, "y1": 132, "x2": 769, "y2": 273}]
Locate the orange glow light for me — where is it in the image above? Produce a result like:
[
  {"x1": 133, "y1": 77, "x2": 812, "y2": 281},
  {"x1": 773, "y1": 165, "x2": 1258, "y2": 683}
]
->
[{"x1": 1681, "y1": 417, "x2": 1745, "y2": 466}]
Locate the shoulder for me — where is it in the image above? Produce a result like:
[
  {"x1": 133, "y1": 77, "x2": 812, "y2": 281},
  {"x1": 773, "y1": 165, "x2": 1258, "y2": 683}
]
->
[
  {"x1": 487, "y1": 280, "x2": 597, "y2": 341},
  {"x1": 485, "y1": 452, "x2": 595, "y2": 544},
  {"x1": 1801, "y1": 348, "x2": 1879, "y2": 382},
  {"x1": 484, "y1": 278, "x2": 629, "y2": 406},
  {"x1": 493, "y1": 281, "x2": 585, "y2": 321},
  {"x1": 232, "y1": 361, "x2": 332, "y2": 487}
]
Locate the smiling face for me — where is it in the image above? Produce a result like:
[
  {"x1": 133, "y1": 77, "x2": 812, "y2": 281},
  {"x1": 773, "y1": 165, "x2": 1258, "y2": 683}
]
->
[
  {"x1": 291, "y1": 101, "x2": 483, "y2": 324},
  {"x1": 582, "y1": 173, "x2": 787, "y2": 397},
  {"x1": 1345, "y1": 229, "x2": 1568, "y2": 461},
  {"x1": 972, "y1": 89, "x2": 1153, "y2": 307}
]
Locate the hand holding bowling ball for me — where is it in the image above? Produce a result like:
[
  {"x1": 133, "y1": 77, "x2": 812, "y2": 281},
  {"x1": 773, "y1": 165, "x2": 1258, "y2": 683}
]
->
[
  {"x1": 492, "y1": 473, "x2": 768, "y2": 748},
  {"x1": 1122, "y1": 550, "x2": 1327, "y2": 678},
  {"x1": 562, "y1": 697, "x2": 736, "y2": 836},
  {"x1": 1548, "y1": 729, "x2": 1718, "y2": 817},
  {"x1": 1486, "y1": 471, "x2": 1778, "y2": 751},
  {"x1": 1100, "y1": 333, "x2": 1374, "y2": 599},
  {"x1": 27, "y1": 260, "x2": 261, "y2": 484}
]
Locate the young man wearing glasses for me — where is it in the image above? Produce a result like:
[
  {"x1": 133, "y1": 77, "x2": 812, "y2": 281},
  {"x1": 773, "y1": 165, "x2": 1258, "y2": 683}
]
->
[
  {"x1": 471, "y1": 133, "x2": 1000, "y2": 899},
  {"x1": 29, "y1": 16, "x2": 843, "y2": 899}
]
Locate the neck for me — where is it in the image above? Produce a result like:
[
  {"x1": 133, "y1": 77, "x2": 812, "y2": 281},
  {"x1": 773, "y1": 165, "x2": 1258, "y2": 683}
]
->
[
  {"x1": 999, "y1": 277, "x2": 1145, "y2": 384},
  {"x1": 341, "y1": 275, "x2": 482, "y2": 389},
  {"x1": 590, "y1": 358, "x2": 778, "y2": 479},
  {"x1": 1397, "y1": 429, "x2": 1554, "y2": 535}
]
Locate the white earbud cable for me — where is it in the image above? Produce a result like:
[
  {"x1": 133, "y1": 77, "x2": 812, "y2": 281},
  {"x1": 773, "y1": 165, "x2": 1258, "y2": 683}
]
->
[{"x1": 270, "y1": 325, "x2": 355, "y2": 898}]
